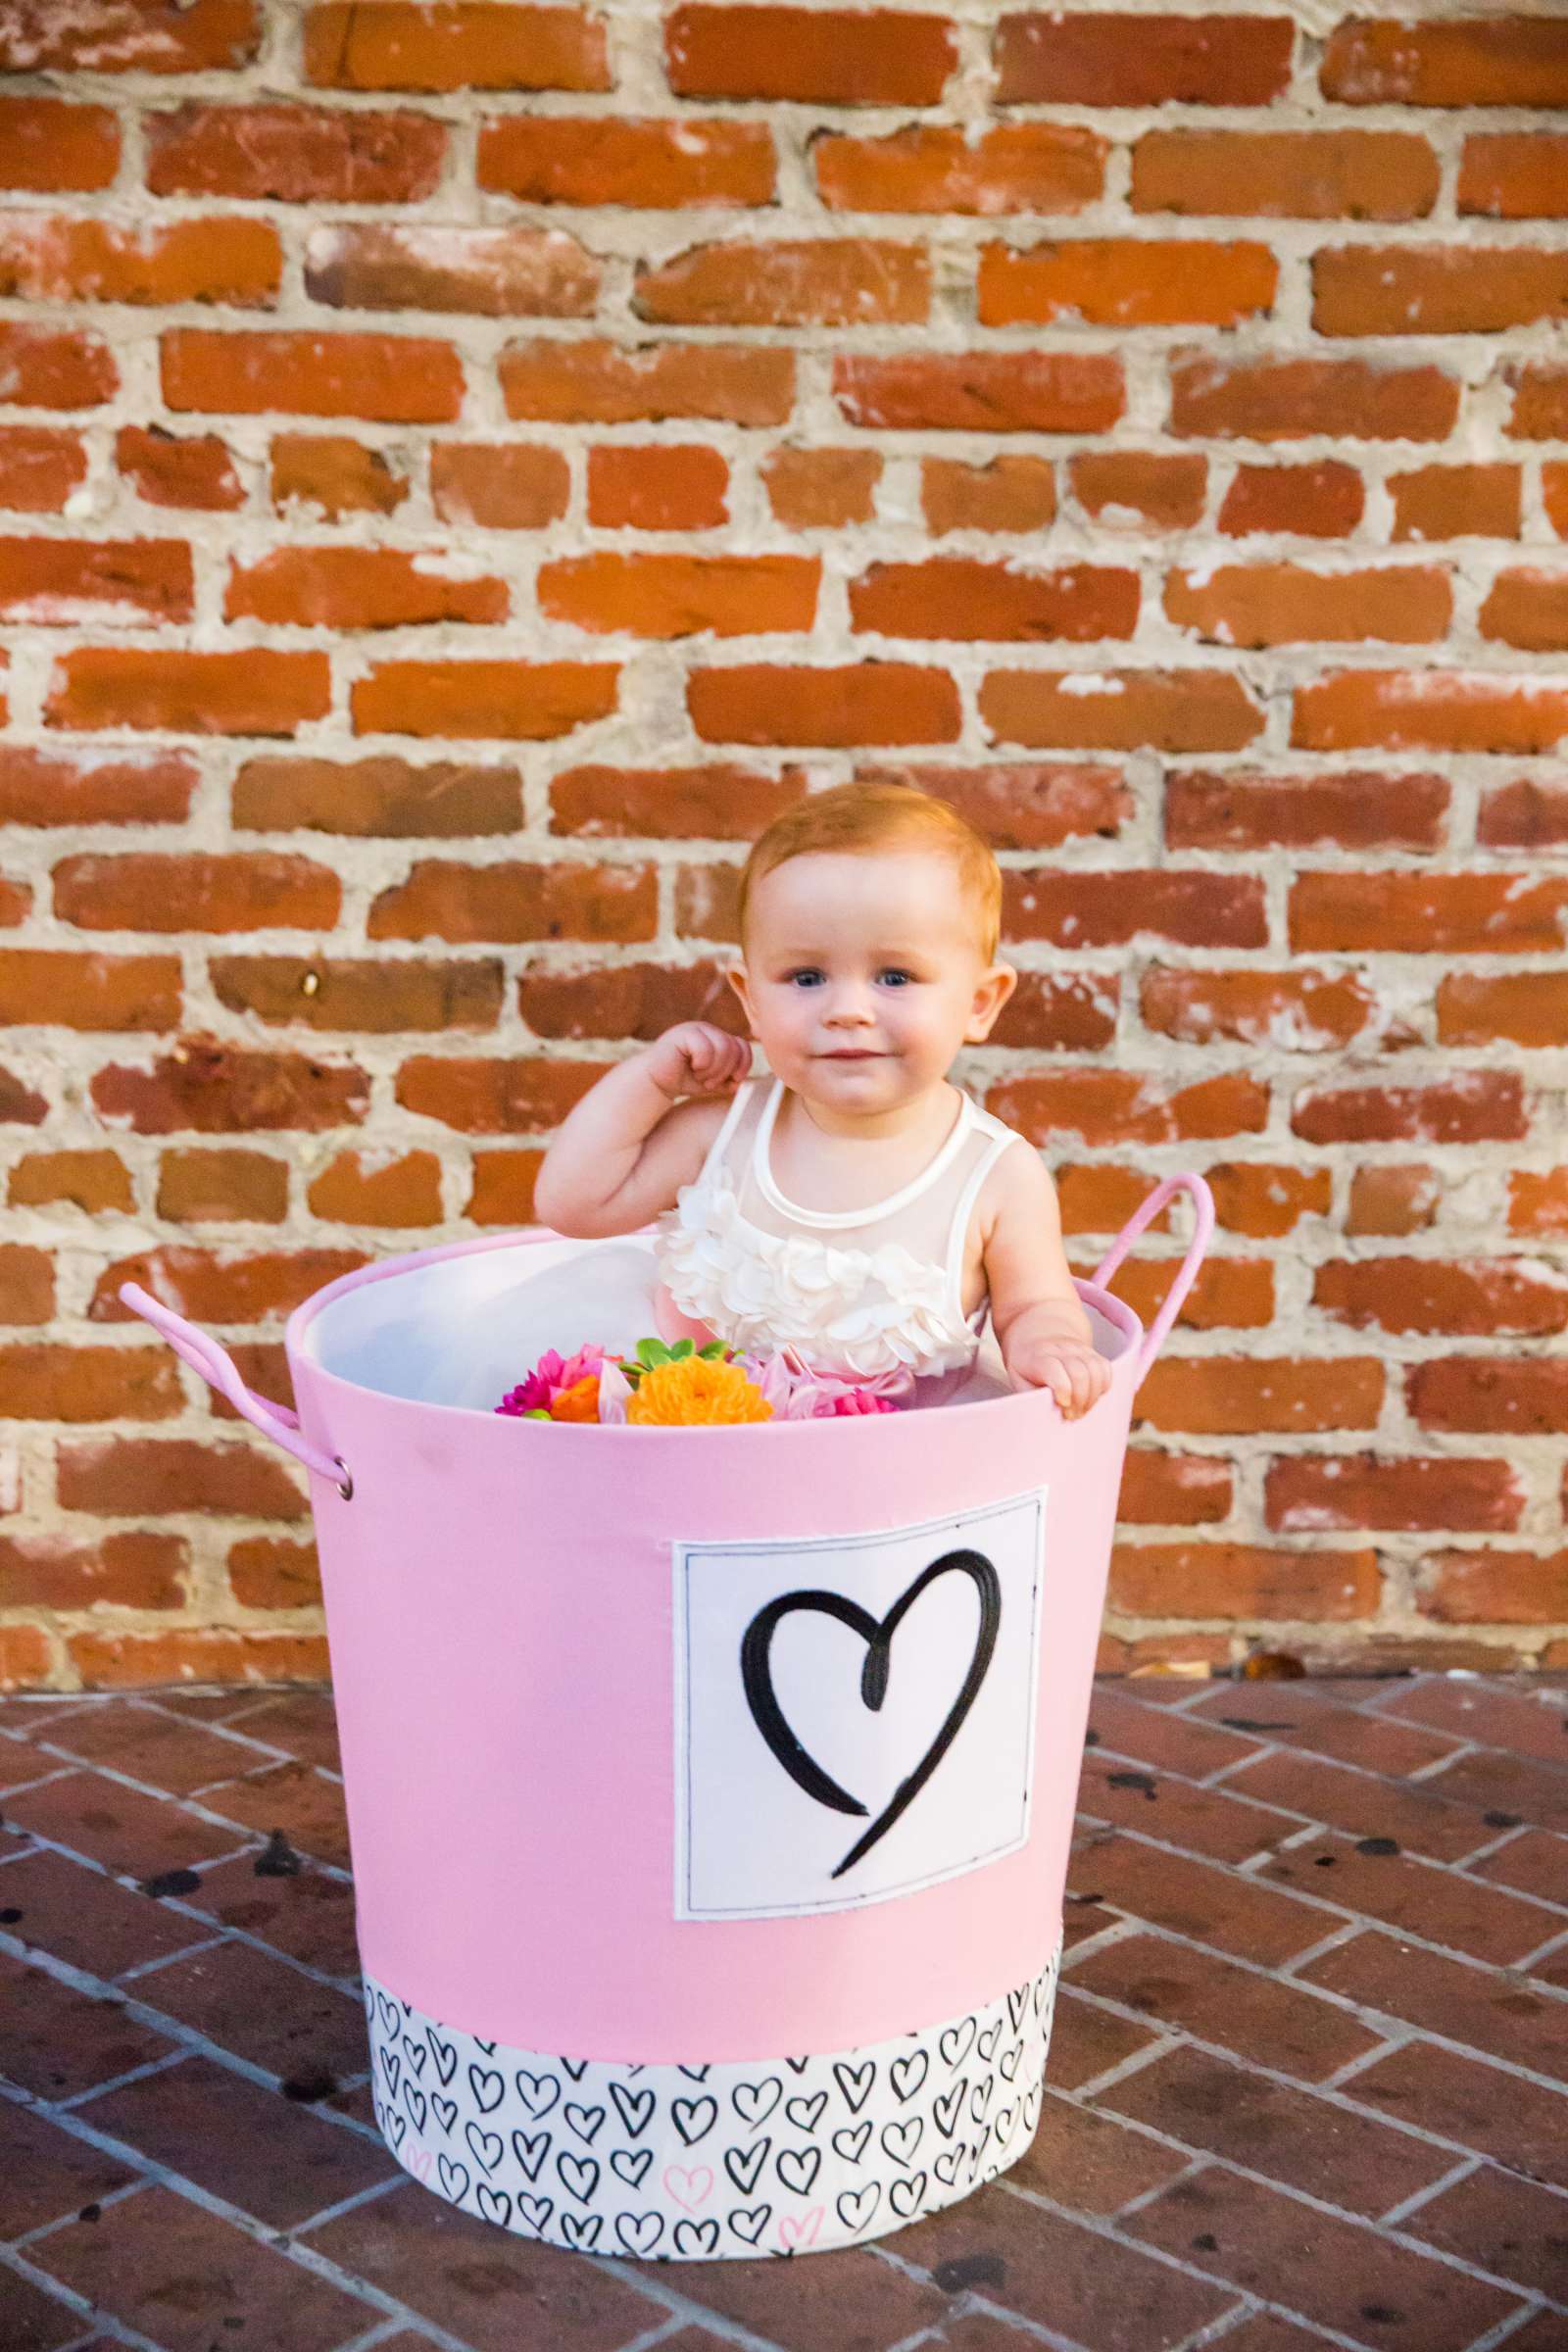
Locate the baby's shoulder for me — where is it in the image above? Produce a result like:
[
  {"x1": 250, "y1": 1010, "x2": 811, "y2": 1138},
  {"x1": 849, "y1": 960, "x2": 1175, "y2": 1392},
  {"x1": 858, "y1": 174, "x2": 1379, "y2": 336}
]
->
[{"x1": 972, "y1": 1122, "x2": 1055, "y2": 1231}]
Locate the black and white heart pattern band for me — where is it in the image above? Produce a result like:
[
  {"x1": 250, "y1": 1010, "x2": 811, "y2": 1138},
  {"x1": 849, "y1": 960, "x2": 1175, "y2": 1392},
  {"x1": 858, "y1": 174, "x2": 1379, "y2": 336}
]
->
[{"x1": 366, "y1": 1938, "x2": 1058, "y2": 2260}]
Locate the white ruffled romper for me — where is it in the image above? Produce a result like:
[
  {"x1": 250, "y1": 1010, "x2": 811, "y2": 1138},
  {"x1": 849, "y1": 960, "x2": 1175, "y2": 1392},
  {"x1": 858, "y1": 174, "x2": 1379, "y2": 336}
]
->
[{"x1": 654, "y1": 1075, "x2": 1026, "y2": 1387}]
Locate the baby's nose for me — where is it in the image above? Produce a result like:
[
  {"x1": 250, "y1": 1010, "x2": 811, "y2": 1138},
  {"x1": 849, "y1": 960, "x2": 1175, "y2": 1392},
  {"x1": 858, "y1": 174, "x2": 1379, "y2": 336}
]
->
[{"x1": 824, "y1": 987, "x2": 876, "y2": 1025}]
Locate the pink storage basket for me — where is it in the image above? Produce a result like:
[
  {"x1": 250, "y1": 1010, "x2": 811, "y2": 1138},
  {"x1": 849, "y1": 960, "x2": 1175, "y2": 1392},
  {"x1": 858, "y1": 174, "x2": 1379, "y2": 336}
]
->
[{"x1": 124, "y1": 1173, "x2": 1213, "y2": 2262}]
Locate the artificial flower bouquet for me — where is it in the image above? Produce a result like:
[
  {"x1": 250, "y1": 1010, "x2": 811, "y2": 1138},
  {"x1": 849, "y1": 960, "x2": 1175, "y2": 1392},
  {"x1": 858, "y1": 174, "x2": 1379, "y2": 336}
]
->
[{"x1": 496, "y1": 1338, "x2": 904, "y2": 1427}]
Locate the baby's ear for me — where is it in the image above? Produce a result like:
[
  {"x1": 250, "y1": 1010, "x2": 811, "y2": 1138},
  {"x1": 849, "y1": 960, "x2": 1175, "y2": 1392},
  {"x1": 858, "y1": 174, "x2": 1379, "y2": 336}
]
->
[
  {"x1": 965, "y1": 959, "x2": 1017, "y2": 1042},
  {"x1": 724, "y1": 960, "x2": 757, "y2": 1029}
]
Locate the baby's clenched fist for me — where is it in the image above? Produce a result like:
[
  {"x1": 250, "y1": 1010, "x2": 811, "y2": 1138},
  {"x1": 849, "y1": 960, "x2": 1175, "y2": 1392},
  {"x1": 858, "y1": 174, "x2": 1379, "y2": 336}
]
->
[{"x1": 644, "y1": 1021, "x2": 752, "y2": 1102}]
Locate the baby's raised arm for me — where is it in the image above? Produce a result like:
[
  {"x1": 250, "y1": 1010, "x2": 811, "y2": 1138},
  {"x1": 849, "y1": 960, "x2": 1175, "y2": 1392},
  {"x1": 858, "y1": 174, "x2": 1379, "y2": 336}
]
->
[
  {"x1": 982, "y1": 1147, "x2": 1112, "y2": 1420},
  {"x1": 532, "y1": 1022, "x2": 751, "y2": 1238}
]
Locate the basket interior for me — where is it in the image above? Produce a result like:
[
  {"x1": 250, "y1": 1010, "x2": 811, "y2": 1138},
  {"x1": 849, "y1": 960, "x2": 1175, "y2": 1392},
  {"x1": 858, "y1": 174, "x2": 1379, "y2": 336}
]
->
[{"x1": 297, "y1": 1233, "x2": 1134, "y2": 1413}]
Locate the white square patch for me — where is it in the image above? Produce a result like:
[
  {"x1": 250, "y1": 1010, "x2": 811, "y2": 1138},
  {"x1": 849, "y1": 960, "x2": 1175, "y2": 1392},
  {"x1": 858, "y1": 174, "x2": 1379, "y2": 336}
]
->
[{"x1": 673, "y1": 1488, "x2": 1045, "y2": 1920}]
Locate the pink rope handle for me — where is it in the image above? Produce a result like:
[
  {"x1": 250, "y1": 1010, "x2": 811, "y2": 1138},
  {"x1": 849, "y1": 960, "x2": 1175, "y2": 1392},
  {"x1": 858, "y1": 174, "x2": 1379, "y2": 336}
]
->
[
  {"x1": 1090, "y1": 1174, "x2": 1216, "y2": 1387},
  {"x1": 119, "y1": 1283, "x2": 352, "y2": 1498}
]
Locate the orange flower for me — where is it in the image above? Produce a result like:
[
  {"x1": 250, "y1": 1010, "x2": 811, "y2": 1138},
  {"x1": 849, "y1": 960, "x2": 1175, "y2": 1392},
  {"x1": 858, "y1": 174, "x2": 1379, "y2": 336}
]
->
[
  {"x1": 549, "y1": 1374, "x2": 601, "y2": 1423},
  {"x1": 626, "y1": 1355, "x2": 772, "y2": 1426}
]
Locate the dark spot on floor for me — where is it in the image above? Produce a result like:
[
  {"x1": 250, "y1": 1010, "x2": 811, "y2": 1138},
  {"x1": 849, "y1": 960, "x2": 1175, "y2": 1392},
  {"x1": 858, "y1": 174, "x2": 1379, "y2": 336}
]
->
[
  {"x1": 1193, "y1": 2231, "x2": 1218, "y2": 2251},
  {"x1": 0, "y1": 1906, "x2": 21, "y2": 1923},
  {"x1": 1360, "y1": 2304, "x2": 1403, "y2": 2325},
  {"x1": 254, "y1": 1829, "x2": 302, "y2": 1879},
  {"x1": 934, "y1": 2251, "x2": 1006, "y2": 2292},
  {"x1": 1483, "y1": 1810, "x2": 1521, "y2": 1829},
  {"x1": 280, "y1": 2070, "x2": 337, "y2": 2103},
  {"x1": 142, "y1": 1867, "x2": 201, "y2": 1898},
  {"x1": 1314, "y1": 1854, "x2": 1337, "y2": 1866},
  {"x1": 1219, "y1": 1717, "x2": 1297, "y2": 1734},
  {"x1": 1084, "y1": 1730, "x2": 1100, "y2": 1746},
  {"x1": 77, "y1": 2203, "x2": 100, "y2": 2224},
  {"x1": 1356, "y1": 1837, "x2": 1399, "y2": 1857},
  {"x1": 1108, "y1": 1770, "x2": 1157, "y2": 1798}
]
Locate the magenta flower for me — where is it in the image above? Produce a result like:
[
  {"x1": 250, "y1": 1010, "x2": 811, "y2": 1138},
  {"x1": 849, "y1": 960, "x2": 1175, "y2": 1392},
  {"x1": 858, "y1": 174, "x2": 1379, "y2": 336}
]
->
[{"x1": 496, "y1": 1344, "x2": 610, "y2": 1419}]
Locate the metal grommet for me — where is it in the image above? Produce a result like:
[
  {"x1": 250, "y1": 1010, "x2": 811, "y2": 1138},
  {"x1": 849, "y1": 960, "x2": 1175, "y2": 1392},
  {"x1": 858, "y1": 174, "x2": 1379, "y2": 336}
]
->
[{"x1": 333, "y1": 1458, "x2": 354, "y2": 1502}]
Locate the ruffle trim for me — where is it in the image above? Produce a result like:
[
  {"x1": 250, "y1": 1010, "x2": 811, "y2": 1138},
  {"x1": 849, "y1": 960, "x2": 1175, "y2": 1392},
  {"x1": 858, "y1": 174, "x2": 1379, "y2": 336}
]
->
[{"x1": 655, "y1": 1178, "x2": 980, "y2": 1382}]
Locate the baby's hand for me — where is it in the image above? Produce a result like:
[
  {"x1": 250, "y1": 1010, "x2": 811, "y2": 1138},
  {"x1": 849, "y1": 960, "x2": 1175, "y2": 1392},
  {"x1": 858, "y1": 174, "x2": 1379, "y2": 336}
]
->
[
  {"x1": 1004, "y1": 1330, "x2": 1111, "y2": 1420},
  {"x1": 644, "y1": 1021, "x2": 752, "y2": 1103}
]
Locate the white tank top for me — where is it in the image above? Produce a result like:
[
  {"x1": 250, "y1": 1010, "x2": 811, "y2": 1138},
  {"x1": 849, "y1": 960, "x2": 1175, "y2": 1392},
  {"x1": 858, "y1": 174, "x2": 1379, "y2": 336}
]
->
[{"x1": 654, "y1": 1075, "x2": 1024, "y2": 1382}]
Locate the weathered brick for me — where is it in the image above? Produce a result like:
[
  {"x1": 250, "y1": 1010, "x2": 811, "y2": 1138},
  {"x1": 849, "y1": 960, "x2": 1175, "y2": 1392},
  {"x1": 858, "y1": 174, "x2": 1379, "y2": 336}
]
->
[
  {"x1": 0, "y1": 2, "x2": 260, "y2": 74},
  {"x1": 835, "y1": 351, "x2": 1122, "y2": 434},
  {"x1": 501, "y1": 337, "x2": 794, "y2": 426},
  {"x1": 1292, "y1": 1073, "x2": 1526, "y2": 1147},
  {"x1": 1109, "y1": 1541, "x2": 1378, "y2": 1623},
  {"x1": 479, "y1": 115, "x2": 774, "y2": 207},
  {"x1": 57, "y1": 1436, "x2": 306, "y2": 1520},
  {"x1": 1136, "y1": 1356, "x2": 1385, "y2": 1436},
  {"x1": 163, "y1": 328, "x2": 464, "y2": 422},
  {"x1": 0, "y1": 323, "x2": 117, "y2": 408},
  {"x1": 1071, "y1": 452, "x2": 1205, "y2": 532},
  {"x1": 1165, "y1": 768, "x2": 1446, "y2": 853},
  {"x1": 304, "y1": 3, "x2": 609, "y2": 91},
  {"x1": 1438, "y1": 971, "x2": 1568, "y2": 1051},
  {"x1": 429, "y1": 441, "x2": 566, "y2": 529},
  {"x1": 1007, "y1": 870, "x2": 1265, "y2": 949},
  {"x1": 538, "y1": 553, "x2": 818, "y2": 637},
  {"x1": 48, "y1": 648, "x2": 330, "y2": 736},
  {"x1": 225, "y1": 547, "x2": 507, "y2": 629},
  {"x1": 665, "y1": 6, "x2": 956, "y2": 104},
  {"x1": 270, "y1": 433, "x2": 409, "y2": 517},
  {"x1": 1505, "y1": 365, "x2": 1568, "y2": 441},
  {"x1": 92, "y1": 1040, "x2": 368, "y2": 1133},
  {"x1": 1420, "y1": 1547, "x2": 1568, "y2": 1628},
  {"x1": 158, "y1": 1148, "x2": 288, "y2": 1224},
  {"x1": 1315, "y1": 1257, "x2": 1567, "y2": 1338},
  {"x1": 997, "y1": 13, "x2": 1293, "y2": 105},
  {"x1": 307, "y1": 1149, "x2": 443, "y2": 1226},
  {"x1": 981, "y1": 668, "x2": 1263, "y2": 752},
  {"x1": 816, "y1": 122, "x2": 1102, "y2": 214},
  {"x1": 1459, "y1": 133, "x2": 1568, "y2": 220},
  {"x1": 0, "y1": 747, "x2": 195, "y2": 828},
  {"x1": 0, "y1": 536, "x2": 192, "y2": 626},
  {"x1": 980, "y1": 239, "x2": 1276, "y2": 328},
  {"x1": 1509, "y1": 1170, "x2": 1568, "y2": 1237},
  {"x1": 55, "y1": 853, "x2": 338, "y2": 935},
  {"x1": 9, "y1": 1149, "x2": 132, "y2": 1215},
  {"x1": 0, "y1": 1245, "x2": 53, "y2": 1322},
  {"x1": 466, "y1": 1150, "x2": 543, "y2": 1225},
  {"x1": 760, "y1": 446, "x2": 880, "y2": 527},
  {"x1": 395, "y1": 1054, "x2": 600, "y2": 1133},
  {"x1": 92, "y1": 1246, "x2": 365, "y2": 1326},
  {"x1": 1266, "y1": 1453, "x2": 1522, "y2": 1536},
  {"x1": 146, "y1": 100, "x2": 445, "y2": 201},
  {"x1": 988, "y1": 1069, "x2": 1268, "y2": 1148},
  {"x1": 1321, "y1": 19, "x2": 1568, "y2": 108},
  {"x1": 850, "y1": 560, "x2": 1136, "y2": 641},
  {"x1": 1171, "y1": 355, "x2": 1457, "y2": 443},
  {"x1": 211, "y1": 954, "x2": 503, "y2": 1032},
  {"x1": 1142, "y1": 966, "x2": 1374, "y2": 1050},
  {"x1": 0, "y1": 96, "x2": 119, "y2": 192},
  {"x1": 0, "y1": 1344, "x2": 181, "y2": 1423},
  {"x1": 0, "y1": 214, "x2": 279, "y2": 308},
  {"x1": 351, "y1": 659, "x2": 618, "y2": 739},
  {"x1": 637, "y1": 238, "x2": 929, "y2": 327},
  {"x1": 518, "y1": 958, "x2": 741, "y2": 1041},
  {"x1": 1478, "y1": 777, "x2": 1568, "y2": 849},
  {"x1": 1480, "y1": 569, "x2": 1568, "y2": 653},
  {"x1": 1348, "y1": 1165, "x2": 1439, "y2": 1237},
  {"x1": 860, "y1": 762, "x2": 1131, "y2": 849},
  {"x1": 1166, "y1": 563, "x2": 1447, "y2": 647},
  {"x1": 233, "y1": 754, "x2": 520, "y2": 837},
  {"x1": 1408, "y1": 1358, "x2": 1568, "y2": 1437},
  {"x1": 549, "y1": 762, "x2": 804, "y2": 840},
  {"x1": 586, "y1": 444, "x2": 728, "y2": 531},
  {"x1": 1290, "y1": 870, "x2": 1568, "y2": 954},
  {"x1": 1293, "y1": 671, "x2": 1568, "y2": 755},
  {"x1": 1315, "y1": 245, "x2": 1568, "y2": 338},
  {"x1": 0, "y1": 949, "x2": 179, "y2": 1031},
  {"x1": 688, "y1": 662, "x2": 960, "y2": 746},
  {"x1": 1392, "y1": 463, "x2": 1520, "y2": 543},
  {"x1": 368, "y1": 859, "x2": 655, "y2": 944},
  {"x1": 117, "y1": 425, "x2": 243, "y2": 511},
  {"x1": 0, "y1": 1528, "x2": 186, "y2": 1610},
  {"x1": 0, "y1": 425, "x2": 87, "y2": 512},
  {"x1": 305, "y1": 221, "x2": 599, "y2": 317},
  {"x1": 1134, "y1": 129, "x2": 1437, "y2": 220},
  {"x1": 1203, "y1": 1162, "x2": 1332, "y2": 1239}
]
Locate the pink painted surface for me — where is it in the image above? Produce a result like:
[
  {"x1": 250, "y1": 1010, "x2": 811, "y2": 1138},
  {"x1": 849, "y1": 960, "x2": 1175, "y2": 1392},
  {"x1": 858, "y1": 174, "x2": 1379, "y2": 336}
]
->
[{"x1": 126, "y1": 1178, "x2": 1211, "y2": 2067}]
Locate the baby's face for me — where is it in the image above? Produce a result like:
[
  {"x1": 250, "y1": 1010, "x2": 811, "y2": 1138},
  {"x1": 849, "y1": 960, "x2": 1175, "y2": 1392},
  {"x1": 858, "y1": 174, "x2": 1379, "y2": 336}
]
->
[{"x1": 729, "y1": 851, "x2": 1014, "y2": 1114}]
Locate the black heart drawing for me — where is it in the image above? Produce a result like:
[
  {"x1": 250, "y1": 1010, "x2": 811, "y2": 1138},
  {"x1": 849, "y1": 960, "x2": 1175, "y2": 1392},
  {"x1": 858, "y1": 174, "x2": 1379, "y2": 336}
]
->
[{"x1": 739, "y1": 1547, "x2": 1002, "y2": 1878}]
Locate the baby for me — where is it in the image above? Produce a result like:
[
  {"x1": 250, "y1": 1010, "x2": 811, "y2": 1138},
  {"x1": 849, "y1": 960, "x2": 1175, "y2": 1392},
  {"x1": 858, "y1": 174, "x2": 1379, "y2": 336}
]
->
[{"x1": 534, "y1": 782, "x2": 1110, "y2": 1419}]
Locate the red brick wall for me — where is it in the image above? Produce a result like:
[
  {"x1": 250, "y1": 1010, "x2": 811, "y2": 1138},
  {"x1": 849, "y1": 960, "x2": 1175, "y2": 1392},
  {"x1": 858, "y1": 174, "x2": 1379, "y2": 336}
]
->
[{"x1": 1, "y1": 2, "x2": 1565, "y2": 1690}]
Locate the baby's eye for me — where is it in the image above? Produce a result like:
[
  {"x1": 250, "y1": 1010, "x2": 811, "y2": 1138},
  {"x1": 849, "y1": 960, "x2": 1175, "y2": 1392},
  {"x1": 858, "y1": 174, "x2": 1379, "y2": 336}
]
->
[
  {"x1": 786, "y1": 967, "x2": 825, "y2": 988},
  {"x1": 878, "y1": 968, "x2": 916, "y2": 988}
]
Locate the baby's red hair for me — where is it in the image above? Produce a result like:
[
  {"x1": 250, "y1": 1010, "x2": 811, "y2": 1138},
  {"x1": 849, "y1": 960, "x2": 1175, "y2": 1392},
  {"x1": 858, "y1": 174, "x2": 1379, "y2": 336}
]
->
[{"x1": 738, "y1": 783, "x2": 1003, "y2": 960}]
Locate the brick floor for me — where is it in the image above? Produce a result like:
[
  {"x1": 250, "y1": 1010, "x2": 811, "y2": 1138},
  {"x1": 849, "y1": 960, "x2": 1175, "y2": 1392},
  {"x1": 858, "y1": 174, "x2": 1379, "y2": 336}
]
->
[{"x1": 0, "y1": 1674, "x2": 1563, "y2": 2351}]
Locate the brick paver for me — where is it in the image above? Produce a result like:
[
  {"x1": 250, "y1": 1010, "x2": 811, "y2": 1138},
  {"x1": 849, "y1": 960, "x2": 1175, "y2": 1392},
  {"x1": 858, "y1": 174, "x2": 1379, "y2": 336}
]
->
[{"x1": 1, "y1": 1672, "x2": 1562, "y2": 2349}]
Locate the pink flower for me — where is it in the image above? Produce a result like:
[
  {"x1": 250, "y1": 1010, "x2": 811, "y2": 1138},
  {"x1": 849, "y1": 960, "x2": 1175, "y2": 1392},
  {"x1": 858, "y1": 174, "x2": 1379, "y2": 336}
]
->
[
  {"x1": 741, "y1": 1349, "x2": 905, "y2": 1421},
  {"x1": 496, "y1": 1344, "x2": 610, "y2": 1419}
]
